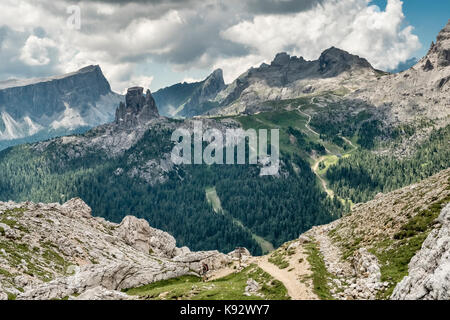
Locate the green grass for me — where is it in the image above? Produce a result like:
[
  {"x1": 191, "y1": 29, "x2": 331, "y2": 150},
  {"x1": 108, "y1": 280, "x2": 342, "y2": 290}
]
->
[
  {"x1": 7, "y1": 292, "x2": 17, "y2": 300},
  {"x1": 317, "y1": 155, "x2": 339, "y2": 176},
  {"x1": 304, "y1": 240, "x2": 334, "y2": 300},
  {"x1": 205, "y1": 187, "x2": 223, "y2": 213},
  {"x1": 124, "y1": 265, "x2": 289, "y2": 300},
  {"x1": 371, "y1": 194, "x2": 450, "y2": 299},
  {"x1": 0, "y1": 267, "x2": 13, "y2": 278},
  {"x1": 235, "y1": 110, "x2": 311, "y2": 156},
  {"x1": 268, "y1": 250, "x2": 290, "y2": 269},
  {"x1": 0, "y1": 208, "x2": 29, "y2": 233},
  {"x1": 252, "y1": 234, "x2": 275, "y2": 255}
]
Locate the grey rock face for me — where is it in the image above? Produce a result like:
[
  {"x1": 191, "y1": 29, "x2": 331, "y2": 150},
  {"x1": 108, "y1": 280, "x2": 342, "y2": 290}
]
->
[
  {"x1": 115, "y1": 87, "x2": 159, "y2": 126},
  {"x1": 0, "y1": 198, "x2": 231, "y2": 300},
  {"x1": 153, "y1": 69, "x2": 225, "y2": 118},
  {"x1": 0, "y1": 65, "x2": 122, "y2": 149},
  {"x1": 434, "y1": 20, "x2": 450, "y2": 67},
  {"x1": 350, "y1": 20, "x2": 450, "y2": 135},
  {"x1": 391, "y1": 203, "x2": 450, "y2": 300},
  {"x1": 115, "y1": 215, "x2": 177, "y2": 258},
  {"x1": 212, "y1": 47, "x2": 377, "y2": 115},
  {"x1": 72, "y1": 286, "x2": 131, "y2": 300},
  {"x1": 318, "y1": 47, "x2": 373, "y2": 77}
]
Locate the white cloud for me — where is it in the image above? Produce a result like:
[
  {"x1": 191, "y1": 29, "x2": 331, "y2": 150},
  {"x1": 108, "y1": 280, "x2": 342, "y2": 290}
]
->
[
  {"x1": 221, "y1": 0, "x2": 421, "y2": 73},
  {"x1": 0, "y1": 0, "x2": 421, "y2": 92},
  {"x1": 127, "y1": 75, "x2": 155, "y2": 92},
  {"x1": 20, "y1": 35, "x2": 57, "y2": 66}
]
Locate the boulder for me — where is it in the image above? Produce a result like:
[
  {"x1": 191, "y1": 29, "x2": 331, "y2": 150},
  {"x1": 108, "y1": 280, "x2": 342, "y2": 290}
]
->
[
  {"x1": 61, "y1": 198, "x2": 92, "y2": 218},
  {"x1": 115, "y1": 215, "x2": 177, "y2": 257}
]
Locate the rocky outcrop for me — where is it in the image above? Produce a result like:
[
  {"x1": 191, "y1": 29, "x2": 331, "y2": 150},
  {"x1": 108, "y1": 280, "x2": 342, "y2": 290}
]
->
[
  {"x1": 430, "y1": 19, "x2": 450, "y2": 67},
  {"x1": 318, "y1": 47, "x2": 373, "y2": 77},
  {"x1": 115, "y1": 215, "x2": 177, "y2": 258},
  {"x1": 72, "y1": 286, "x2": 131, "y2": 300},
  {"x1": 391, "y1": 203, "x2": 450, "y2": 300},
  {"x1": 351, "y1": 20, "x2": 450, "y2": 131},
  {"x1": 303, "y1": 169, "x2": 450, "y2": 300},
  {"x1": 244, "y1": 278, "x2": 261, "y2": 297},
  {"x1": 115, "y1": 87, "x2": 159, "y2": 126},
  {"x1": 0, "y1": 198, "x2": 230, "y2": 300}
]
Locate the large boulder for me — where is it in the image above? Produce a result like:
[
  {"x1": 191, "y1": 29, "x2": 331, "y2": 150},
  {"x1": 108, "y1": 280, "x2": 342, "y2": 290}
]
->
[
  {"x1": 61, "y1": 198, "x2": 92, "y2": 218},
  {"x1": 17, "y1": 261, "x2": 189, "y2": 300},
  {"x1": 115, "y1": 215, "x2": 177, "y2": 257}
]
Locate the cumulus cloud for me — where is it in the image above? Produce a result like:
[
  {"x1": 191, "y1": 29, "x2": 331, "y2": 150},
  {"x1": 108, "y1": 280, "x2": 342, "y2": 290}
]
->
[
  {"x1": 0, "y1": 0, "x2": 421, "y2": 92},
  {"x1": 221, "y1": 0, "x2": 421, "y2": 79},
  {"x1": 20, "y1": 35, "x2": 58, "y2": 66}
]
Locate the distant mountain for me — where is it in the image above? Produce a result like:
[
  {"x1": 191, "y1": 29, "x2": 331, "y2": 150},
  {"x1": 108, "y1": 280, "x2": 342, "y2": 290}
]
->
[
  {"x1": 0, "y1": 65, "x2": 122, "y2": 150},
  {"x1": 153, "y1": 47, "x2": 378, "y2": 118},
  {"x1": 209, "y1": 47, "x2": 380, "y2": 115},
  {"x1": 153, "y1": 69, "x2": 225, "y2": 118},
  {"x1": 0, "y1": 21, "x2": 448, "y2": 264},
  {"x1": 351, "y1": 19, "x2": 450, "y2": 128}
]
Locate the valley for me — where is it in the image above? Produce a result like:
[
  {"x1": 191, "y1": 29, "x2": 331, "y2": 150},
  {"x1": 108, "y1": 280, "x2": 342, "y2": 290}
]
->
[{"x1": 0, "y1": 18, "x2": 449, "y2": 301}]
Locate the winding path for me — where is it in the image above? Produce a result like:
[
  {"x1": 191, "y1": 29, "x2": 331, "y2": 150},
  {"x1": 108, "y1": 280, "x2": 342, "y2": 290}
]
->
[
  {"x1": 312, "y1": 156, "x2": 335, "y2": 197},
  {"x1": 250, "y1": 248, "x2": 318, "y2": 300},
  {"x1": 295, "y1": 105, "x2": 357, "y2": 198}
]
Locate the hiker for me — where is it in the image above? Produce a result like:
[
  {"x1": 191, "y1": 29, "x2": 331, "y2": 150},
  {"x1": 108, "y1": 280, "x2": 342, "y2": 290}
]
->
[{"x1": 201, "y1": 262, "x2": 209, "y2": 281}]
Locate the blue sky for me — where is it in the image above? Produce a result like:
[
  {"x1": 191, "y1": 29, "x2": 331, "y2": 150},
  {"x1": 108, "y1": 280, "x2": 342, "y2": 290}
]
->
[
  {"x1": 0, "y1": 0, "x2": 448, "y2": 93},
  {"x1": 371, "y1": 0, "x2": 450, "y2": 59}
]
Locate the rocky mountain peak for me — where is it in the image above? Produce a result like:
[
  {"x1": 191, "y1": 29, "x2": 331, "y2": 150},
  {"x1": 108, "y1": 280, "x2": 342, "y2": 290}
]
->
[
  {"x1": 318, "y1": 47, "x2": 373, "y2": 76},
  {"x1": 436, "y1": 19, "x2": 450, "y2": 44},
  {"x1": 271, "y1": 52, "x2": 291, "y2": 66},
  {"x1": 115, "y1": 87, "x2": 159, "y2": 126},
  {"x1": 426, "y1": 20, "x2": 450, "y2": 67},
  {"x1": 208, "y1": 68, "x2": 224, "y2": 81},
  {"x1": 200, "y1": 68, "x2": 226, "y2": 99}
]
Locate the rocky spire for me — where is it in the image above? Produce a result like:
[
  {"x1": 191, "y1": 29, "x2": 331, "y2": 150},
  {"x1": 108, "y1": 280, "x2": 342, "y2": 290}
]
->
[
  {"x1": 426, "y1": 19, "x2": 450, "y2": 68},
  {"x1": 115, "y1": 87, "x2": 159, "y2": 126},
  {"x1": 198, "y1": 68, "x2": 225, "y2": 100}
]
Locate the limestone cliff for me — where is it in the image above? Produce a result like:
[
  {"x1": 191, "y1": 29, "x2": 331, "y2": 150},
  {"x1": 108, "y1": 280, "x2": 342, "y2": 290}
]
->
[{"x1": 0, "y1": 198, "x2": 230, "y2": 300}]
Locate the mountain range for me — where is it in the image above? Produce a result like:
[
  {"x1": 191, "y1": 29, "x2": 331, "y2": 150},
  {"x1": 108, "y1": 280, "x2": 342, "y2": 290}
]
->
[
  {"x1": 0, "y1": 65, "x2": 122, "y2": 150},
  {"x1": 0, "y1": 19, "x2": 449, "y2": 300}
]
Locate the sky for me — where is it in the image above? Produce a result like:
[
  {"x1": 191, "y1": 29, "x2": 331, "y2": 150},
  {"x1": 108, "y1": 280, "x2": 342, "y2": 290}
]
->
[{"x1": 0, "y1": 0, "x2": 448, "y2": 93}]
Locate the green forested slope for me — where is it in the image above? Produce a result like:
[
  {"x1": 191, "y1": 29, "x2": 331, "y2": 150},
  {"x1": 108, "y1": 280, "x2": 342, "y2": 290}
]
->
[
  {"x1": 0, "y1": 127, "x2": 341, "y2": 255},
  {"x1": 326, "y1": 125, "x2": 450, "y2": 203}
]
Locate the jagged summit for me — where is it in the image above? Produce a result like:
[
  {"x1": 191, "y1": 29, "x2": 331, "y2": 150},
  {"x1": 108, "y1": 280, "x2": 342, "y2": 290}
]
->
[
  {"x1": 426, "y1": 19, "x2": 450, "y2": 68},
  {"x1": 115, "y1": 87, "x2": 159, "y2": 126},
  {"x1": 212, "y1": 47, "x2": 377, "y2": 115},
  {"x1": 318, "y1": 47, "x2": 373, "y2": 76},
  {"x1": 266, "y1": 47, "x2": 373, "y2": 75},
  {"x1": 198, "y1": 68, "x2": 226, "y2": 99},
  {"x1": 153, "y1": 68, "x2": 225, "y2": 118}
]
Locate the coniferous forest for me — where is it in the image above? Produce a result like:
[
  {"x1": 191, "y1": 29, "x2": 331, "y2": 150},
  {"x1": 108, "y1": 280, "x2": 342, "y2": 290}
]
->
[{"x1": 0, "y1": 128, "x2": 342, "y2": 255}]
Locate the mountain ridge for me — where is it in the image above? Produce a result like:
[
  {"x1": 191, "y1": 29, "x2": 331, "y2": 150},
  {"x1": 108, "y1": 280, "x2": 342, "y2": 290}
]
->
[{"x1": 0, "y1": 65, "x2": 122, "y2": 150}]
